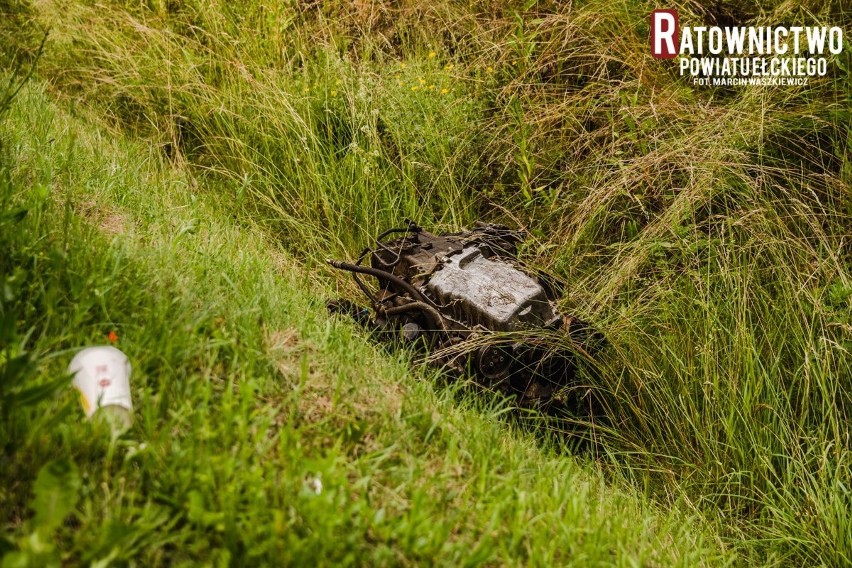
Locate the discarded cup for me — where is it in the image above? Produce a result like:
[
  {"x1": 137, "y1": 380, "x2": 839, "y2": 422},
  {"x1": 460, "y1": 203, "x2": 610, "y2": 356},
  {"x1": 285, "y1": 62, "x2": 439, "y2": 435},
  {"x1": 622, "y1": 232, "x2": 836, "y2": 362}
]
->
[{"x1": 68, "y1": 346, "x2": 133, "y2": 429}]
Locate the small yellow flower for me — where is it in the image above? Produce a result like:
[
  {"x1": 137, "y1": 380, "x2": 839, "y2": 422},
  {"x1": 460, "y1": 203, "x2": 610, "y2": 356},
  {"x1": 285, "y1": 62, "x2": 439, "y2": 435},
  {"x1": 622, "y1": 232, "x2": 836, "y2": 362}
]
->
[
  {"x1": 331, "y1": 90, "x2": 337, "y2": 96},
  {"x1": 411, "y1": 86, "x2": 419, "y2": 91},
  {"x1": 428, "y1": 51, "x2": 436, "y2": 58},
  {"x1": 486, "y1": 66, "x2": 494, "y2": 73},
  {"x1": 428, "y1": 84, "x2": 435, "y2": 90},
  {"x1": 440, "y1": 88, "x2": 449, "y2": 94},
  {"x1": 400, "y1": 62, "x2": 407, "y2": 68},
  {"x1": 419, "y1": 77, "x2": 425, "y2": 85},
  {"x1": 444, "y1": 64, "x2": 454, "y2": 71}
]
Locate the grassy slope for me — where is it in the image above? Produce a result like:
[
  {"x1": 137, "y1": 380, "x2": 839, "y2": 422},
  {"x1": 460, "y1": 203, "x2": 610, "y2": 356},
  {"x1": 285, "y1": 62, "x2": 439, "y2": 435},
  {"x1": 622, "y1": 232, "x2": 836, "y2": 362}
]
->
[
  {"x1": 2, "y1": 0, "x2": 851, "y2": 565},
  {"x1": 0, "y1": 82, "x2": 725, "y2": 565}
]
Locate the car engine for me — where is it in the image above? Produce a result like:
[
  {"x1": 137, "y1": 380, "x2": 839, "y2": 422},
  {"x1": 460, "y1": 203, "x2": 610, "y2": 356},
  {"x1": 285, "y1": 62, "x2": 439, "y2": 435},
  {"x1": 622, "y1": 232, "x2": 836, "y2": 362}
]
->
[{"x1": 327, "y1": 221, "x2": 602, "y2": 413}]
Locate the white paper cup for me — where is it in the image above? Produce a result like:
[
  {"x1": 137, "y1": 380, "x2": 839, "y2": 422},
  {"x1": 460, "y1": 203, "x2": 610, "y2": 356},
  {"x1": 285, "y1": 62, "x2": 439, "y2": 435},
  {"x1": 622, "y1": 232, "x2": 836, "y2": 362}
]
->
[{"x1": 68, "y1": 346, "x2": 133, "y2": 425}]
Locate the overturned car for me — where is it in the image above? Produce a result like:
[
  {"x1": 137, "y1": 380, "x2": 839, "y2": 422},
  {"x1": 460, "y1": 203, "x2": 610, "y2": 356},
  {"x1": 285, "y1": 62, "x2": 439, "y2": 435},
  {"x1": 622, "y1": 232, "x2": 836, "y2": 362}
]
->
[{"x1": 328, "y1": 221, "x2": 603, "y2": 414}]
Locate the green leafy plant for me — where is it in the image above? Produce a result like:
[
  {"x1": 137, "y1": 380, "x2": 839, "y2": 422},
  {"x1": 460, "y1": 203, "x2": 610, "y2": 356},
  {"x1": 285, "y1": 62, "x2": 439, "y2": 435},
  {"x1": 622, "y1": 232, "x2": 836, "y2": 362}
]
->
[{"x1": 1, "y1": 459, "x2": 80, "y2": 568}]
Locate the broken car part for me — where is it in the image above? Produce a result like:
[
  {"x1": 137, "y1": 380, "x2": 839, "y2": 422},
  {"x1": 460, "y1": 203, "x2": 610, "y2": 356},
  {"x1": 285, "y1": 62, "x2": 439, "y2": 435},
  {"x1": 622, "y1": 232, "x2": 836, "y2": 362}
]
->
[{"x1": 327, "y1": 221, "x2": 602, "y2": 413}]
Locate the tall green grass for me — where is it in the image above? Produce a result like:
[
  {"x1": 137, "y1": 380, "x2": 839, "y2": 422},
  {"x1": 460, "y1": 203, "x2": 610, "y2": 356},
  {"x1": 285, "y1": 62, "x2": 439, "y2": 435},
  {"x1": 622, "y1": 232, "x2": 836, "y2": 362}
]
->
[
  {"x1": 2, "y1": 0, "x2": 850, "y2": 564},
  {"x1": 0, "y1": 71, "x2": 728, "y2": 564}
]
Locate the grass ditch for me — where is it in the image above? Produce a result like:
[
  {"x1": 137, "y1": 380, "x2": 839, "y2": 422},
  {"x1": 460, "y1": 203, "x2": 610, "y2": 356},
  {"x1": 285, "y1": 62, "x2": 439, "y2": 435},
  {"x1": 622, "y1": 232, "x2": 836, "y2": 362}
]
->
[
  {"x1": 0, "y1": 75, "x2": 728, "y2": 564},
  {"x1": 1, "y1": 0, "x2": 851, "y2": 564}
]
